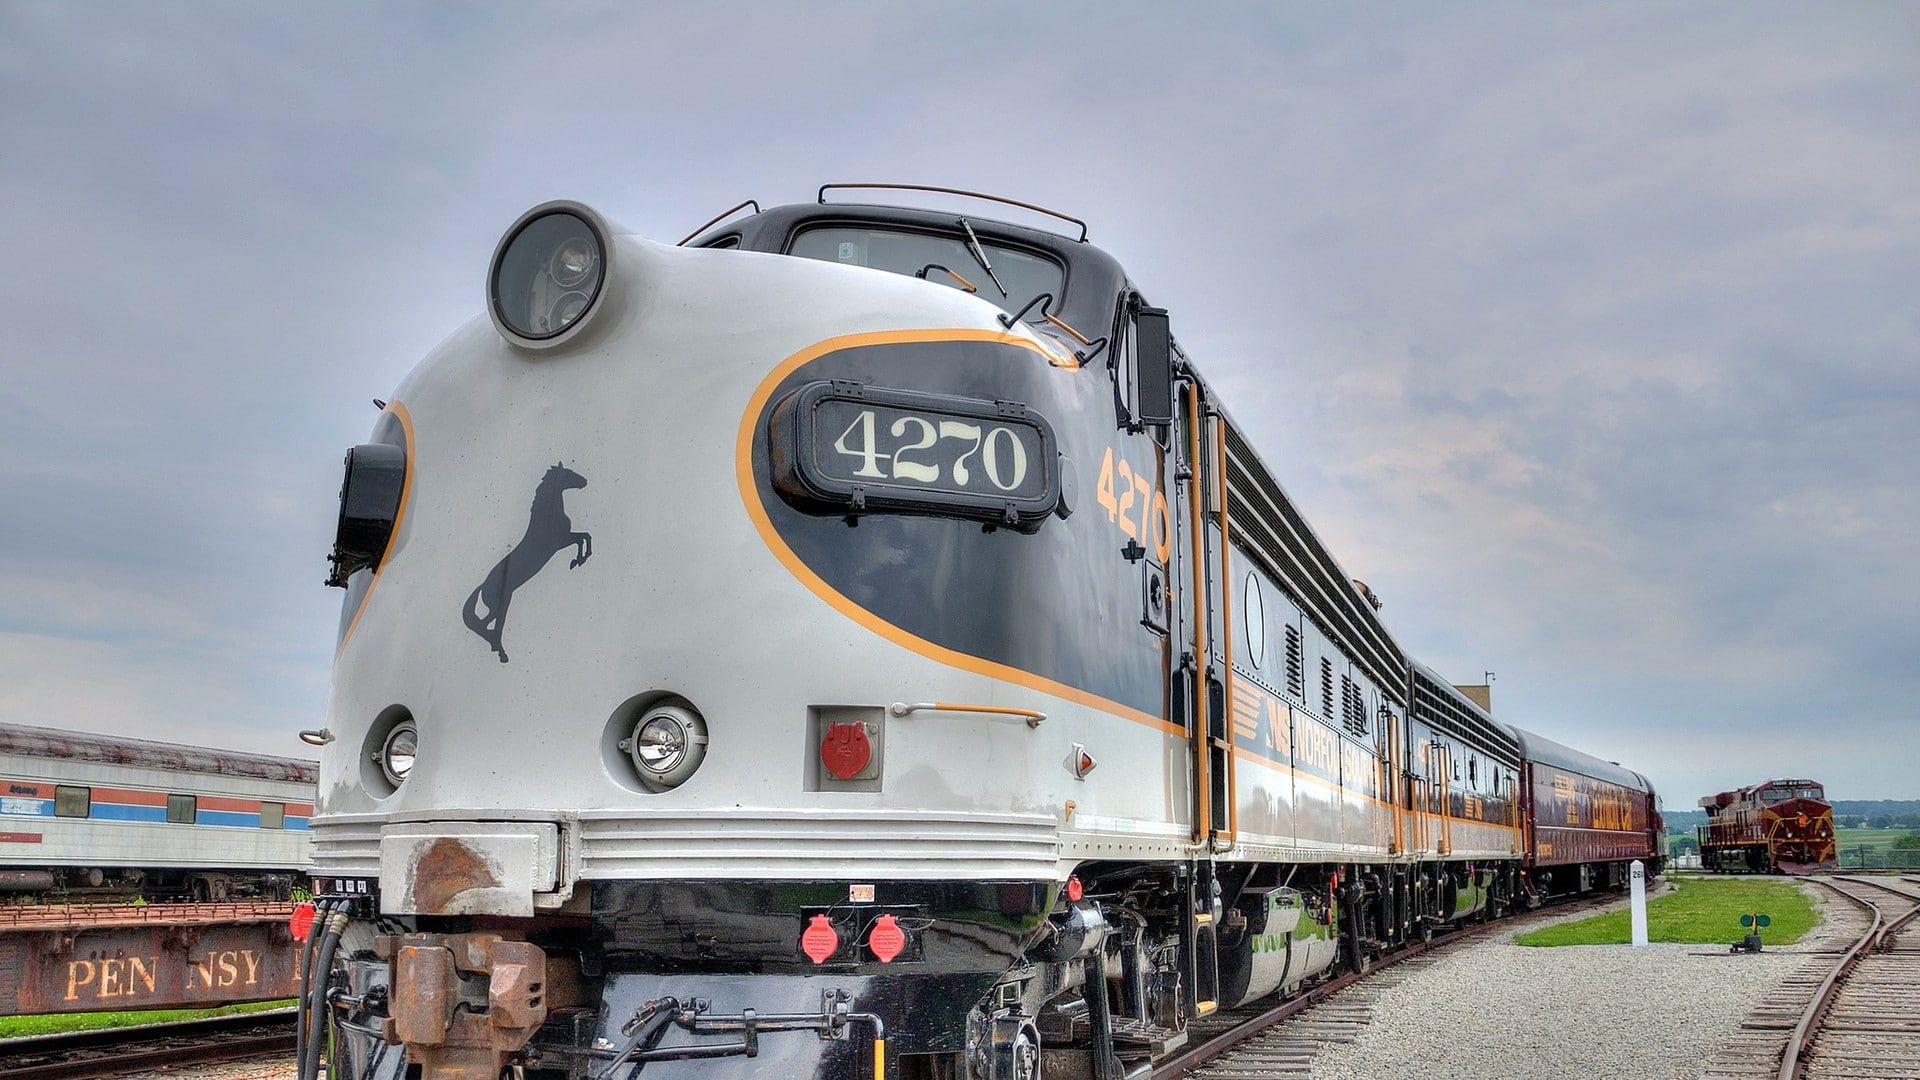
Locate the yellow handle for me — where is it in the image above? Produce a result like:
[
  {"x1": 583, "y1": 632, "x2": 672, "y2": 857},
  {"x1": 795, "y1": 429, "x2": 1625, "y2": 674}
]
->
[{"x1": 889, "y1": 702, "x2": 1046, "y2": 727}]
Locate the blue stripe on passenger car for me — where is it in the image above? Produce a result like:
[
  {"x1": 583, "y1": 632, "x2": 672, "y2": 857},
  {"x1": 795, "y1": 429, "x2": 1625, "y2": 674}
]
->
[
  {"x1": 88, "y1": 803, "x2": 168, "y2": 823},
  {"x1": 194, "y1": 809, "x2": 262, "y2": 829}
]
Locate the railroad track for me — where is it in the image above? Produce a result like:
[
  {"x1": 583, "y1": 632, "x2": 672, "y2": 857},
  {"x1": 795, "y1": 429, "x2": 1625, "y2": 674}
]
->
[
  {"x1": 0, "y1": 1009, "x2": 295, "y2": 1080},
  {"x1": 1703, "y1": 874, "x2": 1920, "y2": 1080},
  {"x1": 1155, "y1": 891, "x2": 1627, "y2": 1079}
]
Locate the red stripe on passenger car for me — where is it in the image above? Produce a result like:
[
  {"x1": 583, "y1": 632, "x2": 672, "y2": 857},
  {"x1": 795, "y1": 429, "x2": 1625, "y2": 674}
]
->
[{"x1": 89, "y1": 787, "x2": 170, "y2": 807}]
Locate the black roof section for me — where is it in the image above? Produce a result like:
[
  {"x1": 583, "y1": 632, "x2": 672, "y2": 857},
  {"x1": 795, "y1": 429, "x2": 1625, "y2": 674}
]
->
[
  {"x1": 1225, "y1": 418, "x2": 1411, "y2": 697},
  {"x1": 1505, "y1": 722, "x2": 1652, "y2": 793},
  {"x1": 681, "y1": 196, "x2": 1132, "y2": 349},
  {"x1": 1410, "y1": 663, "x2": 1520, "y2": 763}
]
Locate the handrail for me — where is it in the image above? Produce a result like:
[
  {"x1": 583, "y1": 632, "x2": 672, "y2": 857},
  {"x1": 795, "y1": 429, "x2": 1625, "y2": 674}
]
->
[
  {"x1": 1213, "y1": 416, "x2": 1237, "y2": 853},
  {"x1": 1185, "y1": 380, "x2": 1210, "y2": 845},
  {"x1": 888, "y1": 702, "x2": 1046, "y2": 728},
  {"x1": 676, "y1": 198, "x2": 761, "y2": 246},
  {"x1": 817, "y1": 183, "x2": 1089, "y2": 242}
]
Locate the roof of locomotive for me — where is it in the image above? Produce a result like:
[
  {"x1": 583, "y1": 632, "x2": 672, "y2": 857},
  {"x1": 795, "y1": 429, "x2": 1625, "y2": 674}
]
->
[
  {"x1": 0, "y1": 721, "x2": 317, "y2": 784},
  {"x1": 1701, "y1": 778, "x2": 1827, "y2": 805},
  {"x1": 1409, "y1": 661, "x2": 1520, "y2": 762},
  {"x1": 681, "y1": 196, "x2": 1131, "y2": 341},
  {"x1": 1505, "y1": 722, "x2": 1652, "y2": 793}
]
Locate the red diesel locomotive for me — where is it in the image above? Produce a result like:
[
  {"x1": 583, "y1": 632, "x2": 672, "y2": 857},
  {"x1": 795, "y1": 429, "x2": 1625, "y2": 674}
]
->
[{"x1": 1698, "y1": 779, "x2": 1837, "y2": 874}]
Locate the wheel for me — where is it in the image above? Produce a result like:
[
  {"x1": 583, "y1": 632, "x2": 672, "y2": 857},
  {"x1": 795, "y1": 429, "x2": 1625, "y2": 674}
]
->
[
  {"x1": 190, "y1": 878, "x2": 210, "y2": 902},
  {"x1": 1344, "y1": 937, "x2": 1372, "y2": 976},
  {"x1": 987, "y1": 1016, "x2": 1041, "y2": 1080}
]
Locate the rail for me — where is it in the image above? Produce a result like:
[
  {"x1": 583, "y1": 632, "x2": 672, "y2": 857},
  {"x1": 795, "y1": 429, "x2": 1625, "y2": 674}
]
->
[
  {"x1": 0, "y1": 1009, "x2": 295, "y2": 1080},
  {"x1": 1778, "y1": 875, "x2": 1920, "y2": 1080}
]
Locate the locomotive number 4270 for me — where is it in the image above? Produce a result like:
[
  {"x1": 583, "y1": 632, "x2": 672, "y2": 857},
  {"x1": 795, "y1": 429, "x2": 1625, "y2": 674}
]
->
[
  {"x1": 769, "y1": 381, "x2": 1061, "y2": 531},
  {"x1": 822, "y1": 401, "x2": 1037, "y2": 495}
]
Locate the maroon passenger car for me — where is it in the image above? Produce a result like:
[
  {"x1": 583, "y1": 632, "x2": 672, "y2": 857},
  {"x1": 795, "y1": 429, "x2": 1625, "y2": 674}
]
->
[{"x1": 1508, "y1": 725, "x2": 1663, "y2": 898}]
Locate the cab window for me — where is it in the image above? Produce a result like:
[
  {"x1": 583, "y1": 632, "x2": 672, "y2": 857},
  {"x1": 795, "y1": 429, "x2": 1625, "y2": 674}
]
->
[{"x1": 787, "y1": 225, "x2": 1064, "y2": 322}]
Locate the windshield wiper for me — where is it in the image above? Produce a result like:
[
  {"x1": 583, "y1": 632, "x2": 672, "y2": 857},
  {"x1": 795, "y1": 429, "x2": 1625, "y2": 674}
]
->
[{"x1": 957, "y1": 218, "x2": 1008, "y2": 298}]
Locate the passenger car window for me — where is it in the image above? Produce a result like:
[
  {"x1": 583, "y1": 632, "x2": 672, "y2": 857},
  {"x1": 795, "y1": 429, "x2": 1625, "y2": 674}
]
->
[
  {"x1": 54, "y1": 785, "x2": 90, "y2": 818},
  {"x1": 259, "y1": 801, "x2": 285, "y2": 829},
  {"x1": 787, "y1": 226, "x2": 1065, "y2": 322},
  {"x1": 167, "y1": 793, "x2": 197, "y2": 824}
]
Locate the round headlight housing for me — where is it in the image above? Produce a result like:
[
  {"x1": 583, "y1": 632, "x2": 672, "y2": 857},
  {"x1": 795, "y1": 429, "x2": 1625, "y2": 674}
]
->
[
  {"x1": 488, "y1": 201, "x2": 610, "y2": 347},
  {"x1": 375, "y1": 722, "x2": 418, "y2": 787},
  {"x1": 621, "y1": 703, "x2": 708, "y2": 791}
]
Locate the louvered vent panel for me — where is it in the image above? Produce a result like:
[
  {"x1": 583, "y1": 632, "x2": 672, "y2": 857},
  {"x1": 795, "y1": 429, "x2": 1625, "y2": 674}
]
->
[
  {"x1": 1285, "y1": 626, "x2": 1304, "y2": 699},
  {"x1": 1342, "y1": 676, "x2": 1368, "y2": 737},
  {"x1": 1320, "y1": 657, "x2": 1334, "y2": 718}
]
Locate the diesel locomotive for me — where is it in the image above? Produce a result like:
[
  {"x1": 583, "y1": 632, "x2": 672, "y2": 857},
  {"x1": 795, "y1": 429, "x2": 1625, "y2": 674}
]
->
[
  {"x1": 1698, "y1": 779, "x2": 1836, "y2": 874},
  {"x1": 301, "y1": 186, "x2": 1663, "y2": 1080}
]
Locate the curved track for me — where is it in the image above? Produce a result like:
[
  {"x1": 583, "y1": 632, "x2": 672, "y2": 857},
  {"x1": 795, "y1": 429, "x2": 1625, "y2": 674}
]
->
[
  {"x1": 1777, "y1": 876, "x2": 1920, "y2": 1080},
  {"x1": 0, "y1": 1009, "x2": 295, "y2": 1080},
  {"x1": 1156, "y1": 892, "x2": 1623, "y2": 1079}
]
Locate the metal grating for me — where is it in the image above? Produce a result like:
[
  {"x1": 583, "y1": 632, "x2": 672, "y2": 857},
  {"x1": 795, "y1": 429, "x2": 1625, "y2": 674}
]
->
[
  {"x1": 1411, "y1": 666, "x2": 1519, "y2": 765},
  {"x1": 1221, "y1": 422, "x2": 1406, "y2": 698},
  {"x1": 1285, "y1": 625, "x2": 1304, "y2": 699}
]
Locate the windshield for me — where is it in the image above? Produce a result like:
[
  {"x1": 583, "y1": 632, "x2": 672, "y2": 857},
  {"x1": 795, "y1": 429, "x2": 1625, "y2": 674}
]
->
[
  {"x1": 788, "y1": 225, "x2": 1065, "y2": 322},
  {"x1": 1761, "y1": 783, "x2": 1825, "y2": 804}
]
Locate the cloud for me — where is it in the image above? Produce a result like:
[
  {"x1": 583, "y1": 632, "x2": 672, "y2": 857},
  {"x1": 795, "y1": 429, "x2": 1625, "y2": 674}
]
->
[{"x1": 0, "y1": 1, "x2": 1914, "y2": 804}]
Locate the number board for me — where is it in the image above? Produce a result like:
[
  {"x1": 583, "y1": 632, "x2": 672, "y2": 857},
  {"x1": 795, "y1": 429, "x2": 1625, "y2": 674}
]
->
[{"x1": 769, "y1": 381, "x2": 1060, "y2": 531}]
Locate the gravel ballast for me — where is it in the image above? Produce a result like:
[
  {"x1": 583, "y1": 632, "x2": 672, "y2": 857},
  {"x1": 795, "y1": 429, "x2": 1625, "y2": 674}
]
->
[{"x1": 1311, "y1": 886, "x2": 1823, "y2": 1080}]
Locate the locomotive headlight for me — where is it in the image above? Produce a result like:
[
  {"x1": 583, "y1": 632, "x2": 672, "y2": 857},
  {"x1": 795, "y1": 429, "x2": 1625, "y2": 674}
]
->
[
  {"x1": 621, "y1": 702, "x2": 708, "y2": 791},
  {"x1": 376, "y1": 722, "x2": 418, "y2": 787},
  {"x1": 488, "y1": 200, "x2": 610, "y2": 348}
]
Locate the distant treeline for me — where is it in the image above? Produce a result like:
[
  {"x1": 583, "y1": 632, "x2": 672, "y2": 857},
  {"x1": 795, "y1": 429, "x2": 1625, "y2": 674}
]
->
[{"x1": 1660, "y1": 799, "x2": 1920, "y2": 832}]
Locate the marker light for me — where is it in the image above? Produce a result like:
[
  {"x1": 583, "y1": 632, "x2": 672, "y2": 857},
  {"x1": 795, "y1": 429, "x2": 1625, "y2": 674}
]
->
[
  {"x1": 289, "y1": 901, "x2": 316, "y2": 942},
  {"x1": 488, "y1": 201, "x2": 610, "y2": 347},
  {"x1": 868, "y1": 914, "x2": 906, "y2": 963},
  {"x1": 801, "y1": 914, "x2": 840, "y2": 964}
]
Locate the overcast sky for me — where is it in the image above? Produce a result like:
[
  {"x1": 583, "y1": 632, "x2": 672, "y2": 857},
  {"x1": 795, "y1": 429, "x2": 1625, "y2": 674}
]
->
[{"x1": 1, "y1": 2, "x2": 1913, "y2": 806}]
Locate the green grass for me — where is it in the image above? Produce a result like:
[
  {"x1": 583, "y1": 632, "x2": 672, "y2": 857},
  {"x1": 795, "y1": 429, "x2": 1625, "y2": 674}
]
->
[
  {"x1": 1515, "y1": 876, "x2": 1819, "y2": 947},
  {"x1": 1837, "y1": 827, "x2": 1913, "y2": 853},
  {"x1": 0, "y1": 999, "x2": 292, "y2": 1039}
]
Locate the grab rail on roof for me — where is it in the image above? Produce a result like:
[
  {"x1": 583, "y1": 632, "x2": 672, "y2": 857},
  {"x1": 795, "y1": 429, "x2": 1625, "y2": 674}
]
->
[{"x1": 817, "y1": 183, "x2": 1088, "y2": 242}]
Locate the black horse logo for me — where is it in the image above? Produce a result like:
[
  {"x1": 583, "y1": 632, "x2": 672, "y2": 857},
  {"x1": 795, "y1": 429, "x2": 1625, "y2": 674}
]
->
[{"x1": 462, "y1": 463, "x2": 592, "y2": 663}]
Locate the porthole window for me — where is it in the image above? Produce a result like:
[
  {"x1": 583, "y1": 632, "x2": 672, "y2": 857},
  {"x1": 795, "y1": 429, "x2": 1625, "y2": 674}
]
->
[{"x1": 1242, "y1": 572, "x2": 1265, "y2": 668}]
